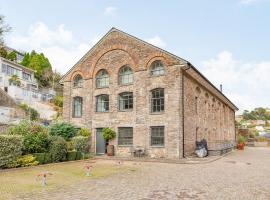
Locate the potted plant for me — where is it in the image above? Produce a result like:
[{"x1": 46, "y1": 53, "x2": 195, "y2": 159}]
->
[
  {"x1": 237, "y1": 135, "x2": 245, "y2": 150},
  {"x1": 102, "y1": 128, "x2": 116, "y2": 156}
]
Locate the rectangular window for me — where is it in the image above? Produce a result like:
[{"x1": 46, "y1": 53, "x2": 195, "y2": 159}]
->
[
  {"x1": 118, "y1": 127, "x2": 133, "y2": 146},
  {"x1": 96, "y1": 95, "x2": 109, "y2": 112},
  {"x1": 119, "y1": 92, "x2": 133, "y2": 111},
  {"x1": 73, "y1": 97, "x2": 83, "y2": 117},
  {"x1": 151, "y1": 126, "x2": 164, "y2": 147},
  {"x1": 151, "y1": 88, "x2": 164, "y2": 113},
  {"x1": 23, "y1": 72, "x2": 31, "y2": 81},
  {"x1": 2, "y1": 64, "x2": 6, "y2": 73}
]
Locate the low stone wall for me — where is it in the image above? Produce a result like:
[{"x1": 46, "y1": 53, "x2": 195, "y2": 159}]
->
[{"x1": 208, "y1": 140, "x2": 235, "y2": 156}]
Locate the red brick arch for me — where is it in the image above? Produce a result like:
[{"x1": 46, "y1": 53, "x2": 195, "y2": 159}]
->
[
  {"x1": 145, "y1": 54, "x2": 170, "y2": 70},
  {"x1": 70, "y1": 70, "x2": 84, "y2": 80},
  {"x1": 90, "y1": 45, "x2": 139, "y2": 78}
]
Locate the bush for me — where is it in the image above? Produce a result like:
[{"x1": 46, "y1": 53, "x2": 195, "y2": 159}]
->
[
  {"x1": 16, "y1": 155, "x2": 39, "y2": 167},
  {"x1": 49, "y1": 122, "x2": 78, "y2": 140},
  {"x1": 53, "y1": 95, "x2": 63, "y2": 107},
  {"x1": 77, "y1": 127, "x2": 91, "y2": 137},
  {"x1": 19, "y1": 104, "x2": 39, "y2": 121},
  {"x1": 67, "y1": 141, "x2": 75, "y2": 151},
  {"x1": 102, "y1": 128, "x2": 116, "y2": 141},
  {"x1": 8, "y1": 121, "x2": 49, "y2": 154},
  {"x1": 67, "y1": 151, "x2": 77, "y2": 161},
  {"x1": 33, "y1": 153, "x2": 45, "y2": 164},
  {"x1": 72, "y1": 136, "x2": 89, "y2": 153},
  {"x1": 44, "y1": 153, "x2": 52, "y2": 164},
  {"x1": 238, "y1": 135, "x2": 245, "y2": 144},
  {"x1": 76, "y1": 151, "x2": 82, "y2": 160},
  {"x1": 0, "y1": 135, "x2": 23, "y2": 168},
  {"x1": 49, "y1": 136, "x2": 67, "y2": 162}
]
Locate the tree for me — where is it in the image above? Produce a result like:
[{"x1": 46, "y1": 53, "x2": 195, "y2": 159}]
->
[
  {"x1": 9, "y1": 75, "x2": 21, "y2": 86},
  {"x1": 0, "y1": 47, "x2": 7, "y2": 58},
  {"x1": 242, "y1": 108, "x2": 270, "y2": 121},
  {"x1": 6, "y1": 51, "x2": 17, "y2": 61},
  {"x1": 0, "y1": 15, "x2": 11, "y2": 47},
  {"x1": 20, "y1": 50, "x2": 53, "y2": 88}
]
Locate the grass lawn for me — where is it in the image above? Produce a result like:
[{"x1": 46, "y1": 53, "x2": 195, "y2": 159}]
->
[{"x1": 0, "y1": 159, "x2": 134, "y2": 200}]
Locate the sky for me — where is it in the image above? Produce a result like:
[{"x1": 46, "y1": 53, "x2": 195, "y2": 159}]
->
[{"x1": 0, "y1": 0, "x2": 270, "y2": 113}]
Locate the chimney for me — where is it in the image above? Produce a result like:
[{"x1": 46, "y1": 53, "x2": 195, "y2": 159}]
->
[{"x1": 220, "y1": 84, "x2": 223, "y2": 93}]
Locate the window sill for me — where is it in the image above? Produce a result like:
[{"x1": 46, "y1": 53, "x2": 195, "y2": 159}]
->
[
  {"x1": 150, "y1": 112, "x2": 165, "y2": 115},
  {"x1": 72, "y1": 116, "x2": 82, "y2": 118},
  {"x1": 117, "y1": 145, "x2": 133, "y2": 147},
  {"x1": 149, "y1": 74, "x2": 165, "y2": 78},
  {"x1": 150, "y1": 146, "x2": 165, "y2": 148},
  {"x1": 118, "y1": 83, "x2": 133, "y2": 87},
  {"x1": 96, "y1": 86, "x2": 109, "y2": 89},
  {"x1": 73, "y1": 86, "x2": 83, "y2": 89},
  {"x1": 118, "y1": 109, "x2": 133, "y2": 112},
  {"x1": 95, "y1": 111, "x2": 109, "y2": 113}
]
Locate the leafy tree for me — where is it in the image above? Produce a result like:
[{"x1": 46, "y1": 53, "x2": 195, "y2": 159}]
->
[
  {"x1": 20, "y1": 50, "x2": 53, "y2": 88},
  {"x1": 242, "y1": 108, "x2": 270, "y2": 121},
  {"x1": 102, "y1": 128, "x2": 116, "y2": 141},
  {"x1": 6, "y1": 51, "x2": 17, "y2": 61}
]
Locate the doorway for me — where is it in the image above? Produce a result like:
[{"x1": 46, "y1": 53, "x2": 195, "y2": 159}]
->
[{"x1": 96, "y1": 128, "x2": 106, "y2": 155}]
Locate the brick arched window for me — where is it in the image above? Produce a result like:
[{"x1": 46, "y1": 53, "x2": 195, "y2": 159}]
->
[
  {"x1": 73, "y1": 74, "x2": 83, "y2": 88},
  {"x1": 73, "y1": 96, "x2": 83, "y2": 117},
  {"x1": 151, "y1": 88, "x2": 164, "y2": 113},
  {"x1": 150, "y1": 60, "x2": 165, "y2": 76},
  {"x1": 96, "y1": 94, "x2": 109, "y2": 112},
  {"x1": 96, "y1": 69, "x2": 109, "y2": 88},
  {"x1": 118, "y1": 65, "x2": 133, "y2": 85}
]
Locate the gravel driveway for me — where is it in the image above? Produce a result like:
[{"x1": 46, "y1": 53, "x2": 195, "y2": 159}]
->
[{"x1": 16, "y1": 147, "x2": 270, "y2": 200}]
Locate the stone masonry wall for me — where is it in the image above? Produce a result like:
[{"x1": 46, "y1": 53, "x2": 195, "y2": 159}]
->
[{"x1": 183, "y1": 73, "x2": 236, "y2": 155}]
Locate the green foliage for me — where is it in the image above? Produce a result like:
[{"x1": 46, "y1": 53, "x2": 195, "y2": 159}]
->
[
  {"x1": 76, "y1": 151, "x2": 82, "y2": 160},
  {"x1": 53, "y1": 95, "x2": 63, "y2": 107},
  {"x1": 242, "y1": 107, "x2": 270, "y2": 121},
  {"x1": 77, "y1": 127, "x2": 91, "y2": 137},
  {"x1": 49, "y1": 136, "x2": 67, "y2": 162},
  {"x1": 238, "y1": 135, "x2": 245, "y2": 144},
  {"x1": 67, "y1": 151, "x2": 77, "y2": 161},
  {"x1": 44, "y1": 153, "x2": 52, "y2": 164},
  {"x1": 9, "y1": 75, "x2": 21, "y2": 86},
  {"x1": 33, "y1": 153, "x2": 45, "y2": 164},
  {"x1": 16, "y1": 154, "x2": 39, "y2": 167},
  {"x1": 0, "y1": 135, "x2": 23, "y2": 168},
  {"x1": 0, "y1": 47, "x2": 7, "y2": 57},
  {"x1": 19, "y1": 104, "x2": 40, "y2": 121},
  {"x1": 72, "y1": 136, "x2": 89, "y2": 153},
  {"x1": 20, "y1": 50, "x2": 53, "y2": 88},
  {"x1": 6, "y1": 51, "x2": 17, "y2": 61},
  {"x1": 49, "y1": 122, "x2": 78, "y2": 140},
  {"x1": 102, "y1": 128, "x2": 116, "y2": 141},
  {"x1": 7, "y1": 120, "x2": 49, "y2": 154}
]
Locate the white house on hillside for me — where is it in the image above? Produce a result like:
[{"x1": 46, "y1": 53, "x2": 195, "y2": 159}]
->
[{"x1": 0, "y1": 57, "x2": 55, "y2": 104}]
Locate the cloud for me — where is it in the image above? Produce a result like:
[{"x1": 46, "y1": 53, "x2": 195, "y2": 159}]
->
[
  {"x1": 104, "y1": 6, "x2": 117, "y2": 16},
  {"x1": 8, "y1": 22, "x2": 93, "y2": 74},
  {"x1": 146, "y1": 36, "x2": 167, "y2": 48},
  {"x1": 240, "y1": 0, "x2": 260, "y2": 4},
  {"x1": 201, "y1": 51, "x2": 270, "y2": 113}
]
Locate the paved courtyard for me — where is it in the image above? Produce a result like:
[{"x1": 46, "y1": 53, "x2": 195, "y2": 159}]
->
[{"x1": 11, "y1": 147, "x2": 270, "y2": 200}]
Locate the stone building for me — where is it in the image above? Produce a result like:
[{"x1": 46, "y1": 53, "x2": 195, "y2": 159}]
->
[{"x1": 60, "y1": 28, "x2": 238, "y2": 159}]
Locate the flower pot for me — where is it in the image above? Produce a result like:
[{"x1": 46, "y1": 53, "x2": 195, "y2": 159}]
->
[
  {"x1": 107, "y1": 145, "x2": 114, "y2": 156},
  {"x1": 237, "y1": 143, "x2": 244, "y2": 150}
]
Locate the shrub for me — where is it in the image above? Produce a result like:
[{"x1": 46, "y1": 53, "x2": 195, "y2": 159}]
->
[
  {"x1": 76, "y1": 151, "x2": 82, "y2": 160},
  {"x1": 238, "y1": 135, "x2": 245, "y2": 144},
  {"x1": 7, "y1": 120, "x2": 31, "y2": 136},
  {"x1": 67, "y1": 151, "x2": 77, "y2": 161},
  {"x1": 0, "y1": 135, "x2": 23, "y2": 168},
  {"x1": 16, "y1": 155, "x2": 39, "y2": 167},
  {"x1": 67, "y1": 141, "x2": 75, "y2": 151},
  {"x1": 44, "y1": 153, "x2": 52, "y2": 164},
  {"x1": 102, "y1": 128, "x2": 116, "y2": 141},
  {"x1": 72, "y1": 136, "x2": 89, "y2": 153},
  {"x1": 53, "y1": 95, "x2": 63, "y2": 107},
  {"x1": 49, "y1": 122, "x2": 78, "y2": 140},
  {"x1": 77, "y1": 127, "x2": 91, "y2": 137},
  {"x1": 49, "y1": 136, "x2": 67, "y2": 162},
  {"x1": 19, "y1": 104, "x2": 39, "y2": 121},
  {"x1": 33, "y1": 153, "x2": 45, "y2": 164},
  {"x1": 8, "y1": 121, "x2": 49, "y2": 154}
]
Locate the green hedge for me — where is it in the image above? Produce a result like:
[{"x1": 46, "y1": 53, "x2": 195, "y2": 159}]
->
[
  {"x1": 76, "y1": 151, "x2": 82, "y2": 160},
  {"x1": 44, "y1": 153, "x2": 52, "y2": 164},
  {"x1": 33, "y1": 153, "x2": 45, "y2": 164},
  {"x1": 67, "y1": 151, "x2": 77, "y2": 161},
  {"x1": 49, "y1": 136, "x2": 67, "y2": 162},
  {"x1": 0, "y1": 135, "x2": 23, "y2": 168}
]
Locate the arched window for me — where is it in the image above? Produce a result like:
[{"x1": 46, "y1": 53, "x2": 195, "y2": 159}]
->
[
  {"x1": 119, "y1": 65, "x2": 133, "y2": 85},
  {"x1": 96, "y1": 94, "x2": 109, "y2": 112},
  {"x1": 96, "y1": 69, "x2": 109, "y2": 88},
  {"x1": 73, "y1": 74, "x2": 83, "y2": 88},
  {"x1": 150, "y1": 60, "x2": 165, "y2": 76},
  {"x1": 73, "y1": 96, "x2": 82, "y2": 117},
  {"x1": 118, "y1": 92, "x2": 133, "y2": 111},
  {"x1": 151, "y1": 88, "x2": 164, "y2": 113}
]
